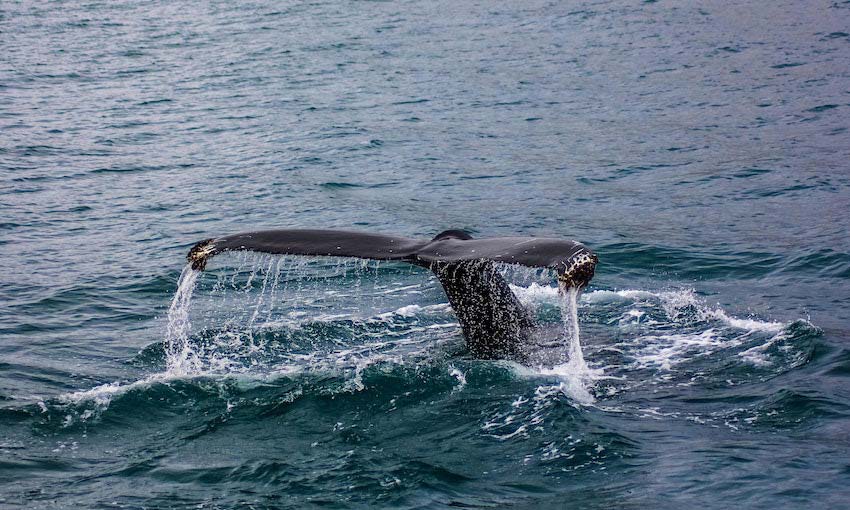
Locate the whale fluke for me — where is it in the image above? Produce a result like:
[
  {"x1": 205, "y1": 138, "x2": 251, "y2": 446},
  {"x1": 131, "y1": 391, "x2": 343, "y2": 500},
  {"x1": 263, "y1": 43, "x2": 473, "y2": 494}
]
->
[{"x1": 186, "y1": 229, "x2": 597, "y2": 359}]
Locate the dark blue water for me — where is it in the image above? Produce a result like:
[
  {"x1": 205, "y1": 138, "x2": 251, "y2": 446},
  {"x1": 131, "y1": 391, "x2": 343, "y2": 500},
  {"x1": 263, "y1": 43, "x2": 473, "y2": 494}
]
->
[{"x1": 2, "y1": 0, "x2": 850, "y2": 508}]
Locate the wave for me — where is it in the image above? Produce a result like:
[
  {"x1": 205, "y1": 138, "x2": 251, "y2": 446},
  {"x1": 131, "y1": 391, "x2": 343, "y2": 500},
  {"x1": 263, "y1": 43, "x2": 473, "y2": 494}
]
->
[
  {"x1": 11, "y1": 252, "x2": 817, "y2": 439},
  {"x1": 596, "y1": 242, "x2": 850, "y2": 280},
  {"x1": 37, "y1": 265, "x2": 820, "y2": 437}
]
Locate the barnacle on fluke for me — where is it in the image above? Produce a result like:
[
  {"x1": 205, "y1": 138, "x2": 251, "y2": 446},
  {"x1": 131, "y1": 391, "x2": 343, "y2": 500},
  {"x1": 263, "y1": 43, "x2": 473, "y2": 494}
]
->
[
  {"x1": 187, "y1": 238, "x2": 216, "y2": 271},
  {"x1": 558, "y1": 251, "x2": 598, "y2": 289}
]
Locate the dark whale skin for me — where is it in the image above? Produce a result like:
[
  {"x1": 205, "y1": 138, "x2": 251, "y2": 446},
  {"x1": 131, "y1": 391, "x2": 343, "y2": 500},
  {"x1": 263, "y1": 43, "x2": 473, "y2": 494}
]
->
[{"x1": 187, "y1": 229, "x2": 597, "y2": 359}]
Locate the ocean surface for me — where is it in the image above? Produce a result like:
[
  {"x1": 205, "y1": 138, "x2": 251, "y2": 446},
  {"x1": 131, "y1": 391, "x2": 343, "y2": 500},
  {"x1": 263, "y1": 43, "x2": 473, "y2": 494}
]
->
[{"x1": 2, "y1": 0, "x2": 850, "y2": 508}]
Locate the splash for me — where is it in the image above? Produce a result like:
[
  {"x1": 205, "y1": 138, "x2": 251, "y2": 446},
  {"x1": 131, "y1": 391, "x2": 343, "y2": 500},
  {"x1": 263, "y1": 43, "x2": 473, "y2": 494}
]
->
[
  {"x1": 163, "y1": 264, "x2": 201, "y2": 375},
  {"x1": 58, "y1": 259, "x2": 817, "y2": 434},
  {"x1": 540, "y1": 286, "x2": 599, "y2": 403},
  {"x1": 155, "y1": 254, "x2": 446, "y2": 380},
  {"x1": 56, "y1": 265, "x2": 205, "y2": 421},
  {"x1": 561, "y1": 287, "x2": 587, "y2": 372},
  {"x1": 516, "y1": 285, "x2": 599, "y2": 404}
]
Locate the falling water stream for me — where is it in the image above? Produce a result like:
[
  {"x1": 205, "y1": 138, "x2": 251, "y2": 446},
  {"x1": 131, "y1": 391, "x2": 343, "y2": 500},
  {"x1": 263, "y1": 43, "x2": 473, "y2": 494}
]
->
[
  {"x1": 549, "y1": 285, "x2": 598, "y2": 403},
  {"x1": 163, "y1": 265, "x2": 201, "y2": 376}
]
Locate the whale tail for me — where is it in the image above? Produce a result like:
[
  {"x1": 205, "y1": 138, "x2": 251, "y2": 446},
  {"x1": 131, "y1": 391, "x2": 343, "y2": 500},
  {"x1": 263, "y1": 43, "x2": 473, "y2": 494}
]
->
[{"x1": 185, "y1": 229, "x2": 597, "y2": 358}]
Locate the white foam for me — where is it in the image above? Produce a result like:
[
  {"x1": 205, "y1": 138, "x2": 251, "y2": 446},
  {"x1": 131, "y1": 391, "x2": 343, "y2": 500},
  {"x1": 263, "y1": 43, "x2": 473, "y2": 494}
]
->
[
  {"x1": 379, "y1": 283, "x2": 423, "y2": 295},
  {"x1": 704, "y1": 308, "x2": 784, "y2": 333},
  {"x1": 533, "y1": 369, "x2": 599, "y2": 405},
  {"x1": 626, "y1": 329, "x2": 729, "y2": 371},
  {"x1": 585, "y1": 287, "x2": 786, "y2": 336},
  {"x1": 57, "y1": 371, "x2": 204, "y2": 426},
  {"x1": 381, "y1": 303, "x2": 450, "y2": 318},
  {"x1": 501, "y1": 359, "x2": 597, "y2": 405},
  {"x1": 657, "y1": 289, "x2": 785, "y2": 333},
  {"x1": 738, "y1": 330, "x2": 790, "y2": 366},
  {"x1": 510, "y1": 282, "x2": 559, "y2": 307},
  {"x1": 582, "y1": 289, "x2": 656, "y2": 304},
  {"x1": 449, "y1": 365, "x2": 467, "y2": 391},
  {"x1": 657, "y1": 289, "x2": 699, "y2": 319},
  {"x1": 393, "y1": 304, "x2": 423, "y2": 317}
]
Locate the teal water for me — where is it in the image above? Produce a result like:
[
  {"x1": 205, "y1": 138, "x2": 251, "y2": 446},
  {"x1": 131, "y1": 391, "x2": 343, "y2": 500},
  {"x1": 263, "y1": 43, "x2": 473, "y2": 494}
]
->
[{"x1": 2, "y1": 0, "x2": 850, "y2": 508}]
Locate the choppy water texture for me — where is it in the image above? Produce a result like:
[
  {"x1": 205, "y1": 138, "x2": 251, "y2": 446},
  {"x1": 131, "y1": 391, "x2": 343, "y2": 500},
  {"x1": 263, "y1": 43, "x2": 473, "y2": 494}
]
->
[{"x1": 2, "y1": 0, "x2": 850, "y2": 508}]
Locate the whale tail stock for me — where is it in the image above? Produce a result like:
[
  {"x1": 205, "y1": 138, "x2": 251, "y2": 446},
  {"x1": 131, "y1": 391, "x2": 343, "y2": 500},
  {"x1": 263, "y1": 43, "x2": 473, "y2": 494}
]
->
[{"x1": 186, "y1": 229, "x2": 597, "y2": 359}]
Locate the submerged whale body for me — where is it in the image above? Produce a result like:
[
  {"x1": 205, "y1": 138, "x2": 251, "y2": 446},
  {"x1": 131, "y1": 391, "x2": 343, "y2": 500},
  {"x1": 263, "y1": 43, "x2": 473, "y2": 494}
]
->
[{"x1": 187, "y1": 229, "x2": 597, "y2": 359}]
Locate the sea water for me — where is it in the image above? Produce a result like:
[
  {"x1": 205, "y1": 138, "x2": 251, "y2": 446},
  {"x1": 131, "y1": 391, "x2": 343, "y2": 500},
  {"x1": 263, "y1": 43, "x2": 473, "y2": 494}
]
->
[{"x1": 1, "y1": 0, "x2": 848, "y2": 508}]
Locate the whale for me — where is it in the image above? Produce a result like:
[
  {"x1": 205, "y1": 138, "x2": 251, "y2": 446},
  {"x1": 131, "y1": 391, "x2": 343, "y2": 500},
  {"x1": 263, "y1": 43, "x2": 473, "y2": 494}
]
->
[{"x1": 187, "y1": 229, "x2": 597, "y2": 359}]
